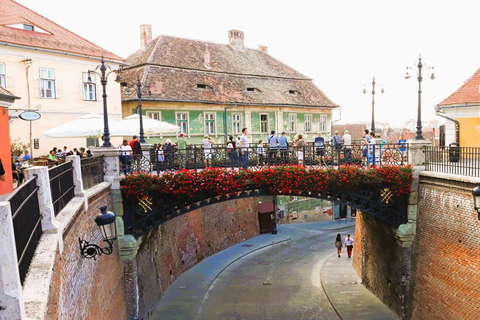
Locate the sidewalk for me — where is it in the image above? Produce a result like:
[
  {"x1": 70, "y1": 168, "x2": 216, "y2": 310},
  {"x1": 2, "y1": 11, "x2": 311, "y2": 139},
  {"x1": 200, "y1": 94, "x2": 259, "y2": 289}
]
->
[{"x1": 321, "y1": 253, "x2": 399, "y2": 320}]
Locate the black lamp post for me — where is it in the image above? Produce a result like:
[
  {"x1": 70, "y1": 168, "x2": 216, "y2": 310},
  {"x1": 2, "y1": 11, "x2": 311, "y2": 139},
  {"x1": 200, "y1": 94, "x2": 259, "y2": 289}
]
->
[
  {"x1": 363, "y1": 77, "x2": 384, "y2": 134},
  {"x1": 88, "y1": 57, "x2": 121, "y2": 147},
  {"x1": 405, "y1": 56, "x2": 435, "y2": 140},
  {"x1": 79, "y1": 206, "x2": 117, "y2": 260},
  {"x1": 472, "y1": 185, "x2": 480, "y2": 220},
  {"x1": 135, "y1": 77, "x2": 151, "y2": 144}
]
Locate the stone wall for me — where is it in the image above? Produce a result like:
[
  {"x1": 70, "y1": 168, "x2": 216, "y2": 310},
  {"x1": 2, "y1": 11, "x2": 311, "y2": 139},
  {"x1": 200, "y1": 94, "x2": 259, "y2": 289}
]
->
[
  {"x1": 135, "y1": 197, "x2": 260, "y2": 320},
  {"x1": 44, "y1": 187, "x2": 127, "y2": 320},
  {"x1": 410, "y1": 174, "x2": 480, "y2": 319}
]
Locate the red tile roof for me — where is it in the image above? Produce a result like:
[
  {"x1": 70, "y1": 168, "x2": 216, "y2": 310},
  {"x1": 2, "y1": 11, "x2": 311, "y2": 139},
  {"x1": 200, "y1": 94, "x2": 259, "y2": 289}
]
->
[
  {"x1": 122, "y1": 35, "x2": 338, "y2": 108},
  {"x1": 438, "y1": 67, "x2": 480, "y2": 106},
  {"x1": 0, "y1": 0, "x2": 123, "y2": 61}
]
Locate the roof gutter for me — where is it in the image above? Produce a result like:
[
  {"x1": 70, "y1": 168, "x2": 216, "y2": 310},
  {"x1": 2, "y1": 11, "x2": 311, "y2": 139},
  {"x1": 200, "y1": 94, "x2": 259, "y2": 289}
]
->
[
  {"x1": 435, "y1": 105, "x2": 460, "y2": 145},
  {"x1": 0, "y1": 42, "x2": 125, "y2": 64},
  {"x1": 122, "y1": 98, "x2": 339, "y2": 109}
]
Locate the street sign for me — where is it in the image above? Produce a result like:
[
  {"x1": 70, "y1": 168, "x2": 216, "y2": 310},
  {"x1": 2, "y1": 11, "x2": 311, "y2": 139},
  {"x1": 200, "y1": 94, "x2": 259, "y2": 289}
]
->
[{"x1": 19, "y1": 111, "x2": 41, "y2": 121}]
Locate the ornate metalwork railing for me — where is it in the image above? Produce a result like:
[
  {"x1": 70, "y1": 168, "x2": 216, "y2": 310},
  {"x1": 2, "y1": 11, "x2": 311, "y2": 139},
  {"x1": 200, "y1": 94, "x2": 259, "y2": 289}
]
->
[
  {"x1": 425, "y1": 146, "x2": 480, "y2": 177},
  {"x1": 6, "y1": 176, "x2": 42, "y2": 285},
  {"x1": 49, "y1": 161, "x2": 75, "y2": 216},
  {"x1": 133, "y1": 143, "x2": 408, "y2": 174},
  {"x1": 81, "y1": 155, "x2": 104, "y2": 190}
]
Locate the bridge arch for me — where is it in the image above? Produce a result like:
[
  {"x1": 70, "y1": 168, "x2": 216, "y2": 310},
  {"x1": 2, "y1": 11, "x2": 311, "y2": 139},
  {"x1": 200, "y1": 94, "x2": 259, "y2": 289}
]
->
[{"x1": 121, "y1": 166, "x2": 412, "y2": 238}]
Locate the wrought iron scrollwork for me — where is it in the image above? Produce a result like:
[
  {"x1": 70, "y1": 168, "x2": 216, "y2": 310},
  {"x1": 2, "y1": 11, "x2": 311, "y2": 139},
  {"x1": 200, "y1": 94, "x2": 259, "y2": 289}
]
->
[{"x1": 78, "y1": 238, "x2": 115, "y2": 260}]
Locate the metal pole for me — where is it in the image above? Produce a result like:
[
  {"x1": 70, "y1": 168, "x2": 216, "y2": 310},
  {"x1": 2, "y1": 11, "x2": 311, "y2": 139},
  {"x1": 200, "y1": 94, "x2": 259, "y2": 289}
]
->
[
  {"x1": 100, "y1": 58, "x2": 111, "y2": 147},
  {"x1": 371, "y1": 77, "x2": 376, "y2": 134},
  {"x1": 415, "y1": 57, "x2": 424, "y2": 140},
  {"x1": 137, "y1": 79, "x2": 146, "y2": 143},
  {"x1": 272, "y1": 195, "x2": 277, "y2": 234}
]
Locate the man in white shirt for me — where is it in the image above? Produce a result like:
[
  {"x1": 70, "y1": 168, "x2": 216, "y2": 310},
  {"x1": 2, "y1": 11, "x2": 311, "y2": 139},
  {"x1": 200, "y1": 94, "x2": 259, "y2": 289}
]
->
[
  {"x1": 342, "y1": 130, "x2": 352, "y2": 164},
  {"x1": 239, "y1": 127, "x2": 249, "y2": 169},
  {"x1": 344, "y1": 234, "x2": 354, "y2": 258},
  {"x1": 367, "y1": 131, "x2": 376, "y2": 169}
]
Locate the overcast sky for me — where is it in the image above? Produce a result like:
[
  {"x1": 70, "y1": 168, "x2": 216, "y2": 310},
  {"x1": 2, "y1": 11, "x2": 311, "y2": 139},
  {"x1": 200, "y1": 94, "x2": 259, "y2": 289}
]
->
[{"x1": 17, "y1": 0, "x2": 480, "y2": 128}]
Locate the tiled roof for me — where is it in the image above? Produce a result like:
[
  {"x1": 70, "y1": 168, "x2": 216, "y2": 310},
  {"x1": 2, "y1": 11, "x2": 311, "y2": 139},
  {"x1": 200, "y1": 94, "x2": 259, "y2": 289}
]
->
[
  {"x1": 123, "y1": 35, "x2": 337, "y2": 108},
  {"x1": 438, "y1": 67, "x2": 480, "y2": 106},
  {"x1": 0, "y1": 0, "x2": 123, "y2": 61}
]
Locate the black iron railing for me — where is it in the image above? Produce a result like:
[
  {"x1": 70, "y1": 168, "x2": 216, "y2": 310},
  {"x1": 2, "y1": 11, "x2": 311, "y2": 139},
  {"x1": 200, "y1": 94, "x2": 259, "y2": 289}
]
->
[
  {"x1": 49, "y1": 161, "x2": 75, "y2": 216},
  {"x1": 81, "y1": 156, "x2": 104, "y2": 189},
  {"x1": 7, "y1": 176, "x2": 42, "y2": 286},
  {"x1": 425, "y1": 146, "x2": 480, "y2": 177},
  {"x1": 120, "y1": 143, "x2": 409, "y2": 174}
]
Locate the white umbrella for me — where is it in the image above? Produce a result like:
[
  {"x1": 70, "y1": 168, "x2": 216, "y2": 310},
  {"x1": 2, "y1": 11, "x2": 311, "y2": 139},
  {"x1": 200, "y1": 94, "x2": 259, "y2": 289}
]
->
[
  {"x1": 42, "y1": 113, "x2": 136, "y2": 138},
  {"x1": 121, "y1": 114, "x2": 180, "y2": 134}
]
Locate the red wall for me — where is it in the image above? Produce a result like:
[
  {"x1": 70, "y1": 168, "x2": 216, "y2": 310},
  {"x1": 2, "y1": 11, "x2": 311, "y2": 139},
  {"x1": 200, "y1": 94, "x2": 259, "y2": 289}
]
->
[{"x1": 0, "y1": 106, "x2": 13, "y2": 195}]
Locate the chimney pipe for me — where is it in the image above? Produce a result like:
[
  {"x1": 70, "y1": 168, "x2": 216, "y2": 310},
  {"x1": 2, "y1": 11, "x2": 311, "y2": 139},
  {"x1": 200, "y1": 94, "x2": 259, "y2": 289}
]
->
[
  {"x1": 258, "y1": 45, "x2": 268, "y2": 53},
  {"x1": 140, "y1": 24, "x2": 152, "y2": 49},
  {"x1": 228, "y1": 29, "x2": 244, "y2": 50}
]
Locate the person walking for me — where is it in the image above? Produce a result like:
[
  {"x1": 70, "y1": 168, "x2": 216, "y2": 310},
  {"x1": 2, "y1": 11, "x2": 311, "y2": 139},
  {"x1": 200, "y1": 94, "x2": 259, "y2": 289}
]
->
[
  {"x1": 120, "y1": 139, "x2": 132, "y2": 175},
  {"x1": 278, "y1": 132, "x2": 288, "y2": 163},
  {"x1": 331, "y1": 131, "x2": 342, "y2": 165},
  {"x1": 398, "y1": 134, "x2": 407, "y2": 163},
  {"x1": 267, "y1": 130, "x2": 278, "y2": 165},
  {"x1": 227, "y1": 135, "x2": 237, "y2": 170},
  {"x1": 315, "y1": 132, "x2": 325, "y2": 165},
  {"x1": 367, "y1": 131, "x2": 376, "y2": 169},
  {"x1": 257, "y1": 140, "x2": 266, "y2": 167},
  {"x1": 342, "y1": 130, "x2": 352, "y2": 164},
  {"x1": 176, "y1": 133, "x2": 187, "y2": 169},
  {"x1": 335, "y1": 234, "x2": 343, "y2": 257},
  {"x1": 293, "y1": 133, "x2": 306, "y2": 166},
  {"x1": 239, "y1": 128, "x2": 249, "y2": 169},
  {"x1": 362, "y1": 129, "x2": 370, "y2": 166},
  {"x1": 132, "y1": 135, "x2": 142, "y2": 171},
  {"x1": 345, "y1": 234, "x2": 354, "y2": 258},
  {"x1": 203, "y1": 134, "x2": 214, "y2": 167}
]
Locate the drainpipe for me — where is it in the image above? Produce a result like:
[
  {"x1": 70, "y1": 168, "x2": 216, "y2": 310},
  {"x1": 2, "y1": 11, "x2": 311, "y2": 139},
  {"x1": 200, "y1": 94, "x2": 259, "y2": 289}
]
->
[
  {"x1": 435, "y1": 107, "x2": 459, "y2": 145},
  {"x1": 224, "y1": 104, "x2": 237, "y2": 143},
  {"x1": 22, "y1": 59, "x2": 34, "y2": 155}
]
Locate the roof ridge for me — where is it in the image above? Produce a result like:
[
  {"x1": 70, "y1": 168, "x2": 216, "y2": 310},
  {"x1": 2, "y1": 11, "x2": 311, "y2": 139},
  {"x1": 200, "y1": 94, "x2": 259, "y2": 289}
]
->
[{"x1": 438, "y1": 66, "x2": 480, "y2": 106}]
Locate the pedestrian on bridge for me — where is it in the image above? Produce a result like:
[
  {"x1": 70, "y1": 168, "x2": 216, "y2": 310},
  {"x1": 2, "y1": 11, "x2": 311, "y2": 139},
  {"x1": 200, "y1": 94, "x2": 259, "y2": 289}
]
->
[
  {"x1": 335, "y1": 234, "x2": 343, "y2": 257},
  {"x1": 345, "y1": 234, "x2": 354, "y2": 258}
]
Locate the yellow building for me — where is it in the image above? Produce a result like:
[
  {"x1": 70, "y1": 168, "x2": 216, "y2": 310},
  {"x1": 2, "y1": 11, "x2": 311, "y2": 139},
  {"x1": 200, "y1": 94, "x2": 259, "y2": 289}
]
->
[
  {"x1": 1, "y1": 0, "x2": 124, "y2": 156},
  {"x1": 436, "y1": 68, "x2": 480, "y2": 147}
]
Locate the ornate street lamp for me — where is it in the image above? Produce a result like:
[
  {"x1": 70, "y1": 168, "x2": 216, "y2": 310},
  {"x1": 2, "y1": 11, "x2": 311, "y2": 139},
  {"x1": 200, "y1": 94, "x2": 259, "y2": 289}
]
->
[
  {"x1": 363, "y1": 77, "x2": 384, "y2": 134},
  {"x1": 79, "y1": 206, "x2": 117, "y2": 260},
  {"x1": 472, "y1": 185, "x2": 480, "y2": 220},
  {"x1": 88, "y1": 57, "x2": 121, "y2": 147},
  {"x1": 135, "y1": 78, "x2": 151, "y2": 143},
  {"x1": 405, "y1": 55, "x2": 435, "y2": 140}
]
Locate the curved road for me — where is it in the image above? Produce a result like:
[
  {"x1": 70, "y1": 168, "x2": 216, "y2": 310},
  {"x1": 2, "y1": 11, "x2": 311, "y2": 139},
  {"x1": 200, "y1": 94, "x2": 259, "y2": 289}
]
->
[{"x1": 196, "y1": 225, "x2": 349, "y2": 319}]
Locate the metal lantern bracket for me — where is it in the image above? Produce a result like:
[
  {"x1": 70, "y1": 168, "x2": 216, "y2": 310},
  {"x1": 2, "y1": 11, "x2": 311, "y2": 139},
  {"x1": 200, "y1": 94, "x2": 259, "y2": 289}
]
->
[
  {"x1": 78, "y1": 206, "x2": 117, "y2": 260},
  {"x1": 79, "y1": 238, "x2": 115, "y2": 260}
]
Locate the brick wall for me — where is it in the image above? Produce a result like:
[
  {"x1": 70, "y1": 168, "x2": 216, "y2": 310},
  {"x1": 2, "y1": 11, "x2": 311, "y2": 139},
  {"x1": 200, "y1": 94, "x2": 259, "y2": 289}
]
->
[
  {"x1": 410, "y1": 178, "x2": 480, "y2": 319},
  {"x1": 45, "y1": 188, "x2": 127, "y2": 320},
  {"x1": 353, "y1": 211, "x2": 410, "y2": 317},
  {"x1": 135, "y1": 197, "x2": 260, "y2": 320}
]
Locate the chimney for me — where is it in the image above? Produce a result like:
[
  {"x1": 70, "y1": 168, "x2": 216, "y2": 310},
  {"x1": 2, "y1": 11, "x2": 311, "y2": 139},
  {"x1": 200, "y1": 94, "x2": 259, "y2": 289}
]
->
[
  {"x1": 228, "y1": 29, "x2": 244, "y2": 50},
  {"x1": 140, "y1": 24, "x2": 152, "y2": 49},
  {"x1": 204, "y1": 44, "x2": 211, "y2": 69},
  {"x1": 258, "y1": 45, "x2": 268, "y2": 53}
]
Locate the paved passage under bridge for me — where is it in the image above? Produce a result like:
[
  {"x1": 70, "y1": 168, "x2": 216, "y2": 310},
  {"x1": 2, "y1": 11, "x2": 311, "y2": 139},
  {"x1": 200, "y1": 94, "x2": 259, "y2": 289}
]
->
[{"x1": 151, "y1": 220, "x2": 398, "y2": 320}]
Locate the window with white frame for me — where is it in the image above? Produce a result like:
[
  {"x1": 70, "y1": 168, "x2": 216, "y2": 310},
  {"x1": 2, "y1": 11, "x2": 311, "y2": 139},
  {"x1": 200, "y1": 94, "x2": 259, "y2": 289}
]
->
[
  {"x1": 82, "y1": 73, "x2": 96, "y2": 101},
  {"x1": 39, "y1": 68, "x2": 56, "y2": 98},
  {"x1": 305, "y1": 114, "x2": 312, "y2": 132},
  {"x1": 289, "y1": 114, "x2": 297, "y2": 132},
  {"x1": 146, "y1": 111, "x2": 161, "y2": 120},
  {"x1": 232, "y1": 113, "x2": 242, "y2": 134},
  {"x1": 0, "y1": 63, "x2": 5, "y2": 89},
  {"x1": 205, "y1": 112, "x2": 216, "y2": 134},
  {"x1": 260, "y1": 114, "x2": 268, "y2": 133},
  {"x1": 176, "y1": 112, "x2": 188, "y2": 134},
  {"x1": 320, "y1": 115, "x2": 327, "y2": 132}
]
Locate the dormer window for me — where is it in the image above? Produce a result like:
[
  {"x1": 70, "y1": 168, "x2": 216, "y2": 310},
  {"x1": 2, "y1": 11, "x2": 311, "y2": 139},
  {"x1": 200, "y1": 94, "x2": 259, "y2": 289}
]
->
[
  {"x1": 194, "y1": 84, "x2": 212, "y2": 90},
  {"x1": 287, "y1": 90, "x2": 300, "y2": 96},
  {"x1": 6, "y1": 23, "x2": 51, "y2": 34},
  {"x1": 246, "y1": 87, "x2": 261, "y2": 93},
  {"x1": 23, "y1": 24, "x2": 34, "y2": 31}
]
